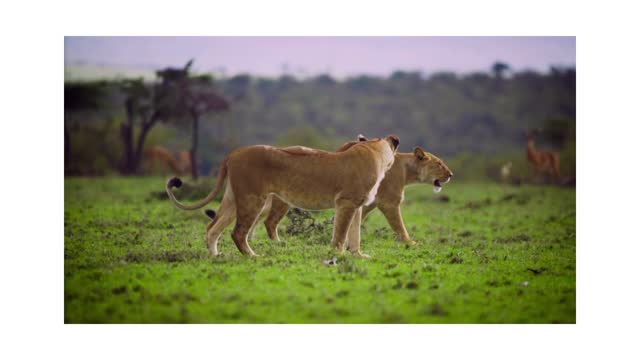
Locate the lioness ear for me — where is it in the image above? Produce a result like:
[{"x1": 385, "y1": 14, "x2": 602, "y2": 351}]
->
[
  {"x1": 414, "y1": 147, "x2": 428, "y2": 160},
  {"x1": 387, "y1": 135, "x2": 400, "y2": 151},
  {"x1": 357, "y1": 134, "x2": 368, "y2": 142}
]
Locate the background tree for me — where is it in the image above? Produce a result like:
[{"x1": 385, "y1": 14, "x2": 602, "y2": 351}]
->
[
  {"x1": 119, "y1": 78, "x2": 157, "y2": 174},
  {"x1": 117, "y1": 60, "x2": 229, "y2": 176},
  {"x1": 188, "y1": 79, "x2": 230, "y2": 179},
  {"x1": 155, "y1": 61, "x2": 230, "y2": 179},
  {"x1": 65, "y1": 64, "x2": 575, "y2": 180},
  {"x1": 491, "y1": 61, "x2": 510, "y2": 79},
  {"x1": 64, "y1": 81, "x2": 108, "y2": 172}
]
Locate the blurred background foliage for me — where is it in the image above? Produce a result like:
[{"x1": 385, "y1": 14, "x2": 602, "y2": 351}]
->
[{"x1": 64, "y1": 62, "x2": 575, "y2": 181}]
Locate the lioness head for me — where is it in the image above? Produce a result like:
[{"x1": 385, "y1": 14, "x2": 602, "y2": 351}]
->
[
  {"x1": 356, "y1": 135, "x2": 452, "y2": 192},
  {"x1": 413, "y1": 147, "x2": 453, "y2": 193}
]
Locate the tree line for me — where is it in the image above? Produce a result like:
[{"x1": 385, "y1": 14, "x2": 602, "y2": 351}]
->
[{"x1": 64, "y1": 61, "x2": 575, "y2": 180}]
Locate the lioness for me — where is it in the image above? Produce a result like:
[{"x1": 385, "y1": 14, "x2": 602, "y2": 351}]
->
[
  {"x1": 256, "y1": 135, "x2": 453, "y2": 246},
  {"x1": 166, "y1": 135, "x2": 400, "y2": 257}
]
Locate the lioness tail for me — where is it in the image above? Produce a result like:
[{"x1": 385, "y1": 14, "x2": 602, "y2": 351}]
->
[
  {"x1": 204, "y1": 209, "x2": 216, "y2": 219},
  {"x1": 165, "y1": 157, "x2": 228, "y2": 211}
]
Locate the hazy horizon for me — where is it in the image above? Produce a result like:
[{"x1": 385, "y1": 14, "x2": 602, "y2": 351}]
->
[{"x1": 65, "y1": 36, "x2": 575, "y2": 80}]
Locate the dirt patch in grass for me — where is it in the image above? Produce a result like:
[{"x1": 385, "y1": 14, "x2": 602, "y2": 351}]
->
[
  {"x1": 462, "y1": 198, "x2": 492, "y2": 210},
  {"x1": 337, "y1": 256, "x2": 368, "y2": 277},
  {"x1": 111, "y1": 286, "x2": 127, "y2": 295},
  {"x1": 424, "y1": 303, "x2": 448, "y2": 316},
  {"x1": 449, "y1": 254, "x2": 464, "y2": 264},
  {"x1": 406, "y1": 281, "x2": 419, "y2": 289},
  {"x1": 124, "y1": 250, "x2": 207, "y2": 263},
  {"x1": 500, "y1": 193, "x2": 531, "y2": 205},
  {"x1": 527, "y1": 267, "x2": 547, "y2": 275},
  {"x1": 373, "y1": 227, "x2": 394, "y2": 238},
  {"x1": 494, "y1": 234, "x2": 531, "y2": 244}
]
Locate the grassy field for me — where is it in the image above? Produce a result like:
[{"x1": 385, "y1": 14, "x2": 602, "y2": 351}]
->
[{"x1": 64, "y1": 177, "x2": 575, "y2": 323}]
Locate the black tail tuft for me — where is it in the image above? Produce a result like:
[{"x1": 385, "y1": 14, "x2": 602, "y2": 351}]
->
[
  {"x1": 204, "y1": 209, "x2": 216, "y2": 219},
  {"x1": 168, "y1": 177, "x2": 183, "y2": 188}
]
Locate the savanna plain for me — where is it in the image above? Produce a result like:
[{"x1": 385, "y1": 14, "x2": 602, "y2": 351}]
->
[{"x1": 64, "y1": 177, "x2": 575, "y2": 323}]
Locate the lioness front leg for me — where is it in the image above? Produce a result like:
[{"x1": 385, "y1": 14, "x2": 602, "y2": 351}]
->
[
  {"x1": 331, "y1": 202, "x2": 358, "y2": 253},
  {"x1": 378, "y1": 205, "x2": 416, "y2": 246},
  {"x1": 346, "y1": 207, "x2": 370, "y2": 258}
]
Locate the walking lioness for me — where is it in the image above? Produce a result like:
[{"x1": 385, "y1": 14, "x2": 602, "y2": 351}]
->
[
  {"x1": 256, "y1": 135, "x2": 453, "y2": 246},
  {"x1": 166, "y1": 135, "x2": 399, "y2": 257}
]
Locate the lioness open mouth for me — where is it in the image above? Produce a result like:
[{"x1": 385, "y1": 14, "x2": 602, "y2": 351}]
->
[{"x1": 433, "y1": 179, "x2": 442, "y2": 193}]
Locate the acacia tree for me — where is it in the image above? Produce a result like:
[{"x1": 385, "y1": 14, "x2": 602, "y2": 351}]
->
[
  {"x1": 64, "y1": 81, "x2": 108, "y2": 173},
  {"x1": 185, "y1": 75, "x2": 230, "y2": 179},
  {"x1": 118, "y1": 60, "x2": 229, "y2": 176},
  {"x1": 491, "y1": 61, "x2": 510, "y2": 79},
  {"x1": 119, "y1": 78, "x2": 157, "y2": 174},
  {"x1": 155, "y1": 61, "x2": 230, "y2": 179}
]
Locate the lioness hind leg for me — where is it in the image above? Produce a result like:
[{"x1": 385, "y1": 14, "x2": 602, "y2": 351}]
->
[
  {"x1": 206, "y1": 207, "x2": 236, "y2": 256},
  {"x1": 264, "y1": 196, "x2": 290, "y2": 242},
  {"x1": 231, "y1": 197, "x2": 266, "y2": 256},
  {"x1": 206, "y1": 186, "x2": 236, "y2": 256}
]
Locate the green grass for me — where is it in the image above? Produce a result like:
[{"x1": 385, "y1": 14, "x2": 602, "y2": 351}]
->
[{"x1": 64, "y1": 177, "x2": 575, "y2": 323}]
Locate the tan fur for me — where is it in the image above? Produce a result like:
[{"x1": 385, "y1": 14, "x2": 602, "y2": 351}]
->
[
  {"x1": 526, "y1": 133, "x2": 560, "y2": 181},
  {"x1": 500, "y1": 162, "x2": 512, "y2": 182},
  {"x1": 144, "y1": 145, "x2": 192, "y2": 176},
  {"x1": 166, "y1": 136, "x2": 399, "y2": 257},
  {"x1": 261, "y1": 138, "x2": 453, "y2": 246}
]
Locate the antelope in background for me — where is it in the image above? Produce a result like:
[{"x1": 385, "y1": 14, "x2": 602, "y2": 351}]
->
[
  {"x1": 500, "y1": 161, "x2": 513, "y2": 183},
  {"x1": 143, "y1": 145, "x2": 192, "y2": 176},
  {"x1": 525, "y1": 130, "x2": 560, "y2": 182}
]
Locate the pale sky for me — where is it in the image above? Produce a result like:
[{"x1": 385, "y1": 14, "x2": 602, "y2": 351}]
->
[{"x1": 64, "y1": 36, "x2": 575, "y2": 78}]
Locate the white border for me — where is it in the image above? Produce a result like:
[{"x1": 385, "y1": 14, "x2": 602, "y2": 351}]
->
[{"x1": 3, "y1": 0, "x2": 640, "y2": 359}]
